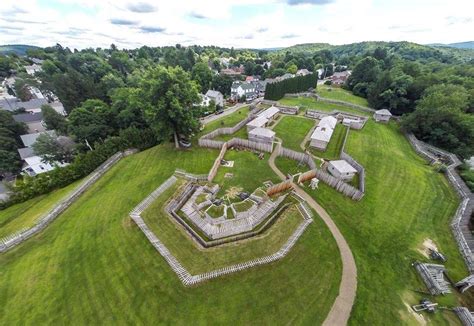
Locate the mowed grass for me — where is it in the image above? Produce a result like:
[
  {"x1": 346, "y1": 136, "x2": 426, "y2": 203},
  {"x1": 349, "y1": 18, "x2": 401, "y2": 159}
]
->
[
  {"x1": 200, "y1": 106, "x2": 250, "y2": 135},
  {"x1": 213, "y1": 150, "x2": 280, "y2": 195},
  {"x1": 273, "y1": 116, "x2": 315, "y2": 151},
  {"x1": 317, "y1": 85, "x2": 370, "y2": 107},
  {"x1": 0, "y1": 141, "x2": 342, "y2": 325},
  {"x1": 307, "y1": 123, "x2": 348, "y2": 160},
  {"x1": 302, "y1": 120, "x2": 469, "y2": 324},
  {"x1": 280, "y1": 96, "x2": 371, "y2": 117},
  {"x1": 142, "y1": 189, "x2": 313, "y2": 274},
  {"x1": 0, "y1": 180, "x2": 81, "y2": 238}
]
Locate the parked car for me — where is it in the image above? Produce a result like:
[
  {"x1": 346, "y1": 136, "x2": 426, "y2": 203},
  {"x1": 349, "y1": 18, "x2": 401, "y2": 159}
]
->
[{"x1": 215, "y1": 109, "x2": 224, "y2": 115}]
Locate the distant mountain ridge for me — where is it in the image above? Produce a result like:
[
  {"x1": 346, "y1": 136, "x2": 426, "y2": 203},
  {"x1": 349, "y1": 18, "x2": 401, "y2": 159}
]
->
[
  {"x1": 0, "y1": 44, "x2": 42, "y2": 56},
  {"x1": 428, "y1": 41, "x2": 474, "y2": 49}
]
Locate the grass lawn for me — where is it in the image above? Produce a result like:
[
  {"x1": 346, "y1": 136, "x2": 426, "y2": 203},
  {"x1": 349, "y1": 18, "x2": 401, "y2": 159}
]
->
[
  {"x1": 200, "y1": 106, "x2": 250, "y2": 135},
  {"x1": 195, "y1": 193, "x2": 209, "y2": 205},
  {"x1": 273, "y1": 116, "x2": 315, "y2": 151},
  {"x1": 213, "y1": 150, "x2": 280, "y2": 196},
  {"x1": 205, "y1": 204, "x2": 225, "y2": 218},
  {"x1": 0, "y1": 143, "x2": 341, "y2": 325},
  {"x1": 214, "y1": 127, "x2": 247, "y2": 141},
  {"x1": 307, "y1": 123, "x2": 348, "y2": 160},
  {"x1": 0, "y1": 180, "x2": 81, "y2": 239},
  {"x1": 275, "y1": 156, "x2": 312, "y2": 176},
  {"x1": 303, "y1": 119, "x2": 469, "y2": 324},
  {"x1": 317, "y1": 85, "x2": 370, "y2": 107},
  {"x1": 279, "y1": 96, "x2": 371, "y2": 117},
  {"x1": 232, "y1": 199, "x2": 255, "y2": 213}
]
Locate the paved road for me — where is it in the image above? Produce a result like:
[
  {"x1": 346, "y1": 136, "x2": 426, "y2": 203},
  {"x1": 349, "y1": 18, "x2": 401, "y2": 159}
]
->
[{"x1": 268, "y1": 143, "x2": 357, "y2": 326}]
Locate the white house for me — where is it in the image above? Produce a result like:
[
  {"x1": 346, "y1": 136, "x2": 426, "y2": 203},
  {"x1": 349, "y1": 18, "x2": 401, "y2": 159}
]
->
[
  {"x1": 248, "y1": 127, "x2": 275, "y2": 144},
  {"x1": 205, "y1": 90, "x2": 224, "y2": 107},
  {"x1": 24, "y1": 64, "x2": 42, "y2": 75},
  {"x1": 296, "y1": 69, "x2": 311, "y2": 76},
  {"x1": 373, "y1": 109, "x2": 392, "y2": 123},
  {"x1": 328, "y1": 160, "x2": 357, "y2": 181},
  {"x1": 246, "y1": 116, "x2": 268, "y2": 131},
  {"x1": 199, "y1": 94, "x2": 211, "y2": 107},
  {"x1": 231, "y1": 81, "x2": 257, "y2": 101},
  {"x1": 310, "y1": 116, "x2": 338, "y2": 150},
  {"x1": 316, "y1": 68, "x2": 325, "y2": 79}
]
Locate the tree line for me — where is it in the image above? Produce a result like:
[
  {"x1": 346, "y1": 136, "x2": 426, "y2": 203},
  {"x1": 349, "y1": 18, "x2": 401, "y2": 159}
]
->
[{"x1": 264, "y1": 74, "x2": 318, "y2": 101}]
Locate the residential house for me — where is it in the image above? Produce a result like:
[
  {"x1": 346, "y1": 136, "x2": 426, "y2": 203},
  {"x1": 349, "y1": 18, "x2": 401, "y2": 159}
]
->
[
  {"x1": 330, "y1": 71, "x2": 352, "y2": 85},
  {"x1": 231, "y1": 81, "x2": 257, "y2": 101},
  {"x1": 205, "y1": 90, "x2": 224, "y2": 107},
  {"x1": 316, "y1": 68, "x2": 325, "y2": 79},
  {"x1": 199, "y1": 94, "x2": 211, "y2": 107},
  {"x1": 18, "y1": 130, "x2": 62, "y2": 176},
  {"x1": 309, "y1": 116, "x2": 338, "y2": 150},
  {"x1": 248, "y1": 127, "x2": 275, "y2": 144},
  {"x1": 253, "y1": 80, "x2": 267, "y2": 96},
  {"x1": 373, "y1": 109, "x2": 392, "y2": 123},
  {"x1": 296, "y1": 69, "x2": 311, "y2": 76},
  {"x1": 13, "y1": 112, "x2": 45, "y2": 133},
  {"x1": 328, "y1": 160, "x2": 357, "y2": 180}
]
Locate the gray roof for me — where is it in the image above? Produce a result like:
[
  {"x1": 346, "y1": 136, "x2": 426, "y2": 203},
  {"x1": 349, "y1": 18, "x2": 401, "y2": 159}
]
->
[
  {"x1": 205, "y1": 90, "x2": 223, "y2": 98},
  {"x1": 375, "y1": 109, "x2": 392, "y2": 116},
  {"x1": 329, "y1": 160, "x2": 357, "y2": 174},
  {"x1": 18, "y1": 147, "x2": 35, "y2": 159},
  {"x1": 13, "y1": 112, "x2": 43, "y2": 123},
  {"x1": 249, "y1": 127, "x2": 275, "y2": 138},
  {"x1": 20, "y1": 130, "x2": 56, "y2": 147}
]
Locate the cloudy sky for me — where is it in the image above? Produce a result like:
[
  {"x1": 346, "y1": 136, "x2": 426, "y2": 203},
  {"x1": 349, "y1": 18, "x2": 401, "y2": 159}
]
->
[{"x1": 0, "y1": 0, "x2": 473, "y2": 50}]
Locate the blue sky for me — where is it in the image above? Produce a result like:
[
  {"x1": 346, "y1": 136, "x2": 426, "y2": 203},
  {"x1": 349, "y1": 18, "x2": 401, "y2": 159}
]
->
[{"x1": 0, "y1": 0, "x2": 472, "y2": 49}]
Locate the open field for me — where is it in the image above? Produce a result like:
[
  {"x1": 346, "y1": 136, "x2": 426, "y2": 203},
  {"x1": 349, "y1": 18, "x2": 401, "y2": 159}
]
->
[
  {"x1": 0, "y1": 140, "x2": 341, "y2": 325},
  {"x1": 279, "y1": 96, "x2": 371, "y2": 116},
  {"x1": 317, "y1": 85, "x2": 370, "y2": 107},
  {"x1": 213, "y1": 150, "x2": 280, "y2": 196},
  {"x1": 307, "y1": 123, "x2": 347, "y2": 160},
  {"x1": 0, "y1": 180, "x2": 81, "y2": 239},
  {"x1": 273, "y1": 116, "x2": 314, "y2": 151},
  {"x1": 300, "y1": 119, "x2": 468, "y2": 324},
  {"x1": 200, "y1": 106, "x2": 250, "y2": 135}
]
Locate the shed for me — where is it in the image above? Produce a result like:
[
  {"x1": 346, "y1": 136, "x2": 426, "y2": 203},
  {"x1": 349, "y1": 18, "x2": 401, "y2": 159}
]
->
[
  {"x1": 328, "y1": 160, "x2": 357, "y2": 180},
  {"x1": 246, "y1": 116, "x2": 269, "y2": 131},
  {"x1": 248, "y1": 127, "x2": 275, "y2": 144},
  {"x1": 373, "y1": 109, "x2": 392, "y2": 122}
]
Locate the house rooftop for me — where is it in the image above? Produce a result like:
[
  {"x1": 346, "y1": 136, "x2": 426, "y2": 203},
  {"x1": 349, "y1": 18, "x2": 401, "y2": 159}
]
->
[
  {"x1": 375, "y1": 109, "x2": 392, "y2": 116},
  {"x1": 17, "y1": 147, "x2": 35, "y2": 160},
  {"x1": 329, "y1": 160, "x2": 357, "y2": 174},
  {"x1": 205, "y1": 90, "x2": 222, "y2": 98},
  {"x1": 310, "y1": 125, "x2": 334, "y2": 142},
  {"x1": 319, "y1": 116, "x2": 338, "y2": 129},
  {"x1": 13, "y1": 112, "x2": 43, "y2": 123},
  {"x1": 20, "y1": 130, "x2": 56, "y2": 147},
  {"x1": 249, "y1": 127, "x2": 275, "y2": 138}
]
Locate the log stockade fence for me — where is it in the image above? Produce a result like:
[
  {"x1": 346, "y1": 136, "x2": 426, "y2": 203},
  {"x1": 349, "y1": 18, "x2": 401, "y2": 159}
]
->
[
  {"x1": 0, "y1": 150, "x2": 137, "y2": 253},
  {"x1": 286, "y1": 91, "x2": 375, "y2": 113},
  {"x1": 407, "y1": 133, "x2": 474, "y2": 274},
  {"x1": 130, "y1": 176, "x2": 314, "y2": 286}
]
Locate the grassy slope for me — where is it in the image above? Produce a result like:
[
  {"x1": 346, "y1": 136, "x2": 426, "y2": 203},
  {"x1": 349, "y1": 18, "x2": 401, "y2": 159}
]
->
[
  {"x1": 317, "y1": 86, "x2": 370, "y2": 107},
  {"x1": 0, "y1": 180, "x2": 81, "y2": 238},
  {"x1": 305, "y1": 120, "x2": 466, "y2": 325},
  {"x1": 0, "y1": 110, "x2": 341, "y2": 325},
  {"x1": 273, "y1": 116, "x2": 315, "y2": 151},
  {"x1": 201, "y1": 106, "x2": 250, "y2": 134},
  {"x1": 280, "y1": 97, "x2": 371, "y2": 116}
]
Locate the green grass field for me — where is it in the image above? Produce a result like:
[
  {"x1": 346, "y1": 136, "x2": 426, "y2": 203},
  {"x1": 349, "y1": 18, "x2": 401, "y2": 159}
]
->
[
  {"x1": 232, "y1": 199, "x2": 255, "y2": 213},
  {"x1": 280, "y1": 96, "x2": 371, "y2": 116},
  {"x1": 0, "y1": 141, "x2": 341, "y2": 325},
  {"x1": 200, "y1": 106, "x2": 250, "y2": 135},
  {"x1": 213, "y1": 150, "x2": 280, "y2": 196},
  {"x1": 273, "y1": 116, "x2": 315, "y2": 151},
  {"x1": 0, "y1": 180, "x2": 81, "y2": 239},
  {"x1": 308, "y1": 123, "x2": 348, "y2": 160},
  {"x1": 317, "y1": 86, "x2": 370, "y2": 107}
]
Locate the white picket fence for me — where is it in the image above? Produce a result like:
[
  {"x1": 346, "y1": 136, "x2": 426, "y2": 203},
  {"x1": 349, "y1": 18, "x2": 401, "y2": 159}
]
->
[{"x1": 0, "y1": 152, "x2": 127, "y2": 253}]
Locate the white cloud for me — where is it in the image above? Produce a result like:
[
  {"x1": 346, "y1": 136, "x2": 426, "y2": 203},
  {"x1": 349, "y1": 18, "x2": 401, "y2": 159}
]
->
[{"x1": 0, "y1": 0, "x2": 472, "y2": 49}]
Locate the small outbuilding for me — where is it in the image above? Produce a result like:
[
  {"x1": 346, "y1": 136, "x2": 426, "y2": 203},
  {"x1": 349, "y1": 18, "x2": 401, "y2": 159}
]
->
[
  {"x1": 373, "y1": 109, "x2": 392, "y2": 123},
  {"x1": 328, "y1": 160, "x2": 357, "y2": 180},
  {"x1": 309, "y1": 116, "x2": 338, "y2": 150},
  {"x1": 246, "y1": 116, "x2": 269, "y2": 131},
  {"x1": 248, "y1": 127, "x2": 275, "y2": 144},
  {"x1": 258, "y1": 106, "x2": 280, "y2": 120}
]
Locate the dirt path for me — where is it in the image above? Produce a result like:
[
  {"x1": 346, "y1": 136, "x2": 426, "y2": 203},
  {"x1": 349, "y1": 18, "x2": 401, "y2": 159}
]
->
[{"x1": 268, "y1": 144, "x2": 357, "y2": 326}]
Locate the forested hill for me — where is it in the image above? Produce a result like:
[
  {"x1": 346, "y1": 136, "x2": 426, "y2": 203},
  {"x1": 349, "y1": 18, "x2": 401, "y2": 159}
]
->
[
  {"x1": 429, "y1": 41, "x2": 474, "y2": 49},
  {"x1": 279, "y1": 41, "x2": 474, "y2": 63},
  {"x1": 0, "y1": 44, "x2": 42, "y2": 56}
]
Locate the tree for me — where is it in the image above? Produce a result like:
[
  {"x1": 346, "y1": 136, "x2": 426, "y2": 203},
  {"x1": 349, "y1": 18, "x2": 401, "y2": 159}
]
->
[
  {"x1": 191, "y1": 62, "x2": 213, "y2": 93},
  {"x1": 138, "y1": 66, "x2": 201, "y2": 147},
  {"x1": 286, "y1": 63, "x2": 298, "y2": 74},
  {"x1": 41, "y1": 105, "x2": 68, "y2": 134},
  {"x1": 0, "y1": 150, "x2": 21, "y2": 175},
  {"x1": 33, "y1": 133, "x2": 76, "y2": 164},
  {"x1": 110, "y1": 87, "x2": 147, "y2": 129}
]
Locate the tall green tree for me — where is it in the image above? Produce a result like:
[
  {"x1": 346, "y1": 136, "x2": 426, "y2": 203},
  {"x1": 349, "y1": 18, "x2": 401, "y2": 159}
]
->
[
  {"x1": 138, "y1": 66, "x2": 200, "y2": 147},
  {"x1": 41, "y1": 105, "x2": 68, "y2": 134},
  {"x1": 191, "y1": 62, "x2": 213, "y2": 93},
  {"x1": 33, "y1": 134, "x2": 76, "y2": 164}
]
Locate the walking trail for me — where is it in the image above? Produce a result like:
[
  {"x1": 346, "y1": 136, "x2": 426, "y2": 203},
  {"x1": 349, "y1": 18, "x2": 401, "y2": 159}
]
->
[{"x1": 268, "y1": 142, "x2": 357, "y2": 326}]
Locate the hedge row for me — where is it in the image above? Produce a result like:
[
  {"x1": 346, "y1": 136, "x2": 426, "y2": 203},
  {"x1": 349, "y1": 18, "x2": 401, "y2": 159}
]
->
[{"x1": 264, "y1": 74, "x2": 318, "y2": 101}]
